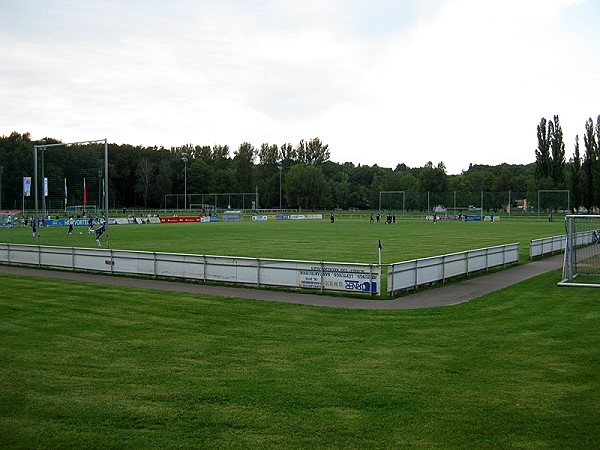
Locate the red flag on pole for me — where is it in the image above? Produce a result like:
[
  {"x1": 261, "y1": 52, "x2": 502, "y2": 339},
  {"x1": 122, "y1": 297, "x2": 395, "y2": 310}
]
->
[{"x1": 83, "y1": 178, "x2": 87, "y2": 205}]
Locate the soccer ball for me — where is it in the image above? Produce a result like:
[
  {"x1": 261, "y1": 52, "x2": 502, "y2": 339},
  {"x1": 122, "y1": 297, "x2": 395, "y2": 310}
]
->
[{"x1": 79, "y1": 232, "x2": 82, "y2": 235}]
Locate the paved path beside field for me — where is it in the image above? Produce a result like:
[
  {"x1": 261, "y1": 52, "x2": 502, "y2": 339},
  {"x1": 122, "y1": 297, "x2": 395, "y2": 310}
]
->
[{"x1": 0, "y1": 255, "x2": 564, "y2": 310}]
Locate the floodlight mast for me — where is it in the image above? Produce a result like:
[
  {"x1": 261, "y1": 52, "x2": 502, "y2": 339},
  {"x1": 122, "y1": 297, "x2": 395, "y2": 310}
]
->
[
  {"x1": 33, "y1": 139, "x2": 109, "y2": 247},
  {"x1": 181, "y1": 153, "x2": 189, "y2": 211}
]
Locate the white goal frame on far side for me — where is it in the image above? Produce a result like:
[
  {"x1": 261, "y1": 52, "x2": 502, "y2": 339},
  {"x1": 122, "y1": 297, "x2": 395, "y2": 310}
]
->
[{"x1": 378, "y1": 191, "x2": 405, "y2": 213}]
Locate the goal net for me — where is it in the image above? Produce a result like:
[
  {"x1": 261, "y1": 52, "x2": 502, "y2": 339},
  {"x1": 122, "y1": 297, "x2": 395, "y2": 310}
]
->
[
  {"x1": 379, "y1": 191, "x2": 405, "y2": 213},
  {"x1": 31, "y1": 139, "x2": 109, "y2": 246},
  {"x1": 560, "y1": 215, "x2": 600, "y2": 287},
  {"x1": 538, "y1": 189, "x2": 570, "y2": 220}
]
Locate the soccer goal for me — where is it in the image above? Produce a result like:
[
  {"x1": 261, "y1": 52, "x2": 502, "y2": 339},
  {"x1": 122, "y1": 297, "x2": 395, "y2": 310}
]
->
[
  {"x1": 33, "y1": 139, "x2": 109, "y2": 246},
  {"x1": 379, "y1": 191, "x2": 405, "y2": 213},
  {"x1": 559, "y1": 215, "x2": 600, "y2": 287},
  {"x1": 538, "y1": 189, "x2": 569, "y2": 220}
]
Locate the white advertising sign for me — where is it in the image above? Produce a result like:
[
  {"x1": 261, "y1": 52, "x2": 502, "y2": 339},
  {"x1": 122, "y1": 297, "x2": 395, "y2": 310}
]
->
[{"x1": 297, "y1": 265, "x2": 380, "y2": 295}]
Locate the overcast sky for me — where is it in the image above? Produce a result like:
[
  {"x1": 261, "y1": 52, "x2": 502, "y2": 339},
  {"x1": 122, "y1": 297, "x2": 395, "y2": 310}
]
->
[{"x1": 1, "y1": 0, "x2": 599, "y2": 174}]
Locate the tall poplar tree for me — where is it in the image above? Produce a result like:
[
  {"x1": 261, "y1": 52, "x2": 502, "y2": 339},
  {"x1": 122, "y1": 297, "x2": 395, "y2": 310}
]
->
[
  {"x1": 549, "y1": 115, "x2": 565, "y2": 186},
  {"x1": 535, "y1": 117, "x2": 551, "y2": 181},
  {"x1": 570, "y1": 135, "x2": 582, "y2": 211},
  {"x1": 582, "y1": 118, "x2": 597, "y2": 210}
]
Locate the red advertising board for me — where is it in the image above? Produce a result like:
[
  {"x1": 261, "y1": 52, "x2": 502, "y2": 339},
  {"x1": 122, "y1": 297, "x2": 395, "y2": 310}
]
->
[{"x1": 160, "y1": 217, "x2": 200, "y2": 223}]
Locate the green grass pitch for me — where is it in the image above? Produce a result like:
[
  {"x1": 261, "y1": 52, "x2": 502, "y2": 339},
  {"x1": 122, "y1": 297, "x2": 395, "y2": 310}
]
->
[
  {"x1": 0, "y1": 271, "x2": 599, "y2": 448},
  {"x1": 1, "y1": 216, "x2": 598, "y2": 448},
  {"x1": 1, "y1": 216, "x2": 566, "y2": 264}
]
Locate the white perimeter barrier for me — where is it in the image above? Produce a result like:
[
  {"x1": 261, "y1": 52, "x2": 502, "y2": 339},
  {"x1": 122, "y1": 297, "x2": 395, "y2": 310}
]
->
[
  {"x1": 0, "y1": 243, "x2": 380, "y2": 296},
  {"x1": 530, "y1": 235, "x2": 565, "y2": 258},
  {"x1": 387, "y1": 243, "x2": 520, "y2": 294},
  {"x1": 529, "y1": 231, "x2": 596, "y2": 258}
]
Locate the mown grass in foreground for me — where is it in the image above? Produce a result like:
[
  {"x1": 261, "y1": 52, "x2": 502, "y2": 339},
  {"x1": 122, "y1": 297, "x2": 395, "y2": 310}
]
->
[{"x1": 1, "y1": 271, "x2": 598, "y2": 448}]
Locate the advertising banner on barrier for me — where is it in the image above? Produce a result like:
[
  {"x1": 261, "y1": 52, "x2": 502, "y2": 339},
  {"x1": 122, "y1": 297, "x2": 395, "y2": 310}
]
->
[
  {"x1": 252, "y1": 215, "x2": 268, "y2": 221},
  {"x1": 274, "y1": 214, "x2": 323, "y2": 221},
  {"x1": 160, "y1": 217, "x2": 200, "y2": 223},
  {"x1": 297, "y1": 265, "x2": 380, "y2": 294}
]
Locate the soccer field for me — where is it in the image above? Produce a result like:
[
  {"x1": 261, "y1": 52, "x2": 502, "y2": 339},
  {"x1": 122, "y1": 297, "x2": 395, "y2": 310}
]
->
[{"x1": 1, "y1": 216, "x2": 566, "y2": 264}]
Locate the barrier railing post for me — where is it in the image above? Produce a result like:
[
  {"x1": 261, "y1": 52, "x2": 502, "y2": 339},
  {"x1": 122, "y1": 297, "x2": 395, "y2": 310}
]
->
[
  {"x1": 442, "y1": 255, "x2": 446, "y2": 283},
  {"x1": 257, "y1": 258, "x2": 261, "y2": 288},
  {"x1": 413, "y1": 260, "x2": 418, "y2": 290}
]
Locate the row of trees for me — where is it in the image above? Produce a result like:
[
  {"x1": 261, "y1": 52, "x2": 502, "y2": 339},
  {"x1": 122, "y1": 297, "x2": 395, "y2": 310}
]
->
[
  {"x1": 535, "y1": 115, "x2": 600, "y2": 210},
  {"x1": 0, "y1": 115, "x2": 598, "y2": 211}
]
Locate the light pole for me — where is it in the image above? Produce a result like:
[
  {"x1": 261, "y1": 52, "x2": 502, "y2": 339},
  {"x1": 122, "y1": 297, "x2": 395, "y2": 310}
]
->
[
  {"x1": 278, "y1": 161, "x2": 282, "y2": 210},
  {"x1": 181, "y1": 153, "x2": 188, "y2": 211},
  {"x1": 98, "y1": 170, "x2": 102, "y2": 211},
  {"x1": 0, "y1": 164, "x2": 3, "y2": 211},
  {"x1": 41, "y1": 146, "x2": 46, "y2": 215}
]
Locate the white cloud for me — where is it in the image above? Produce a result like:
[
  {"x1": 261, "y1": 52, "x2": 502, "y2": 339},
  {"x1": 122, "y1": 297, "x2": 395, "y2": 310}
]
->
[{"x1": 1, "y1": 0, "x2": 598, "y2": 173}]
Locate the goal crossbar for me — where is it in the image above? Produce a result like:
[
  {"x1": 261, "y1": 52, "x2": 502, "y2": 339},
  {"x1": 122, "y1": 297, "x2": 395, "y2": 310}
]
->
[{"x1": 378, "y1": 191, "x2": 406, "y2": 212}]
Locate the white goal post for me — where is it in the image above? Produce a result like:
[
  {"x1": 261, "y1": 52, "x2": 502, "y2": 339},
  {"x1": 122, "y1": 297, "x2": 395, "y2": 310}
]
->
[
  {"x1": 538, "y1": 189, "x2": 570, "y2": 220},
  {"x1": 559, "y1": 214, "x2": 600, "y2": 287},
  {"x1": 379, "y1": 191, "x2": 405, "y2": 213},
  {"x1": 33, "y1": 139, "x2": 109, "y2": 246}
]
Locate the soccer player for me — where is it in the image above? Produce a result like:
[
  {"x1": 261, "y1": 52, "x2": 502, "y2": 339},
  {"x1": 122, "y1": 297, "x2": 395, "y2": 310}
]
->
[
  {"x1": 67, "y1": 216, "x2": 74, "y2": 234},
  {"x1": 88, "y1": 217, "x2": 94, "y2": 233},
  {"x1": 95, "y1": 224, "x2": 106, "y2": 247}
]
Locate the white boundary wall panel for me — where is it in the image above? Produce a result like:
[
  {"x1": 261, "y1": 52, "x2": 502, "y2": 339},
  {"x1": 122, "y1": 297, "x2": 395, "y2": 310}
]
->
[
  {"x1": 201, "y1": 256, "x2": 256, "y2": 284},
  {"x1": 39, "y1": 246, "x2": 74, "y2": 269},
  {"x1": 154, "y1": 253, "x2": 206, "y2": 280},
  {"x1": 416, "y1": 256, "x2": 444, "y2": 285},
  {"x1": 387, "y1": 243, "x2": 519, "y2": 294},
  {"x1": 112, "y1": 250, "x2": 156, "y2": 276},
  {"x1": 0, "y1": 244, "x2": 39, "y2": 265},
  {"x1": 73, "y1": 248, "x2": 114, "y2": 272},
  {"x1": 257, "y1": 259, "x2": 309, "y2": 287},
  {"x1": 467, "y1": 248, "x2": 488, "y2": 272},
  {"x1": 444, "y1": 252, "x2": 469, "y2": 279},
  {"x1": 530, "y1": 231, "x2": 595, "y2": 259},
  {"x1": 0, "y1": 242, "x2": 523, "y2": 297},
  {"x1": 0, "y1": 244, "x2": 380, "y2": 295},
  {"x1": 530, "y1": 235, "x2": 565, "y2": 258},
  {"x1": 502, "y1": 243, "x2": 520, "y2": 264}
]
